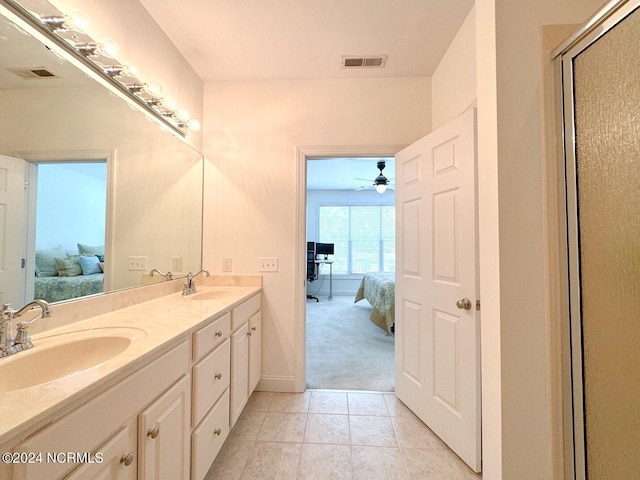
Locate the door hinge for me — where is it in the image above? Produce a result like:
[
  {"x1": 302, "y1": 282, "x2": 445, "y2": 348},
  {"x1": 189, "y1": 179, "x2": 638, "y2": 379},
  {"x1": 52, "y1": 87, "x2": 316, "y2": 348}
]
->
[
  {"x1": 476, "y1": 300, "x2": 481, "y2": 311},
  {"x1": 24, "y1": 179, "x2": 28, "y2": 190}
]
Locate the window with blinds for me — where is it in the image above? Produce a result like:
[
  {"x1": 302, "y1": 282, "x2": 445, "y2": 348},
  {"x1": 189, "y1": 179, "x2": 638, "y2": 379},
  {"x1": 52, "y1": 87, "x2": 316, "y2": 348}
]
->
[{"x1": 318, "y1": 205, "x2": 395, "y2": 274}]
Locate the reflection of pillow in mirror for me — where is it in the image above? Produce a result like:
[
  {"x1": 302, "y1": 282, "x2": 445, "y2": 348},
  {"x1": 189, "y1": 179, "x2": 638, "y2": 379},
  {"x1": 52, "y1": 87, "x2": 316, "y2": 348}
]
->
[
  {"x1": 35, "y1": 245, "x2": 67, "y2": 276},
  {"x1": 79, "y1": 255, "x2": 102, "y2": 275},
  {"x1": 78, "y1": 243, "x2": 104, "y2": 256},
  {"x1": 54, "y1": 256, "x2": 82, "y2": 277}
]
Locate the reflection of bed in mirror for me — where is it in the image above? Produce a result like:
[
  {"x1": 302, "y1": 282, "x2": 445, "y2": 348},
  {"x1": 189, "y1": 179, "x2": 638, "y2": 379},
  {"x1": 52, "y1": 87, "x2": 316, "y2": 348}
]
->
[
  {"x1": 354, "y1": 272, "x2": 395, "y2": 335},
  {"x1": 0, "y1": 10, "x2": 204, "y2": 306}
]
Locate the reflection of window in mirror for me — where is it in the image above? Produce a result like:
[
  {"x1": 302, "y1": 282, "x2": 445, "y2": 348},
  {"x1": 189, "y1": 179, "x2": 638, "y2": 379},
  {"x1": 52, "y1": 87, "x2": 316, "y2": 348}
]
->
[{"x1": 32, "y1": 161, "x2": 107, "y2": 304}]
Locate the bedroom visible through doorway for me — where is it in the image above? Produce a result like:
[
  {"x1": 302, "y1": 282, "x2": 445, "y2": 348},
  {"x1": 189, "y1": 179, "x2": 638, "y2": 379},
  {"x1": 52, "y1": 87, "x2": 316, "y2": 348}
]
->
[{"x1": 305, "y1": 156, "x2": 395, "y2": 391}]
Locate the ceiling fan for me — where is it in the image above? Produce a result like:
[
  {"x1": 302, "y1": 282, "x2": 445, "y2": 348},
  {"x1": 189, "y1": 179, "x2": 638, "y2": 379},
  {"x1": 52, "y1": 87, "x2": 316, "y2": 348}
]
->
[{"x1": 355, "y1": 160, "x2": 394, "y2": 193}]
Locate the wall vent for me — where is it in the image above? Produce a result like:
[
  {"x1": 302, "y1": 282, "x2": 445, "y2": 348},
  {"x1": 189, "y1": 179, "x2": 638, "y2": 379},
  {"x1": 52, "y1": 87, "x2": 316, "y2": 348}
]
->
[
  {"x1": 8, "y1": 67, "x2": 57, "y2": 79},
  {"x1": 341, "y1": 55, "x2": 387, "y2": 69}
]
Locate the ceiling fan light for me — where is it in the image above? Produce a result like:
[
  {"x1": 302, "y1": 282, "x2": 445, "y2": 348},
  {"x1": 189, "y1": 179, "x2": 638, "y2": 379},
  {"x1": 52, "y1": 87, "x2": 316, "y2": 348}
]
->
[{"x1": 375, "y1": 183, "x2": 387, "y2": 194}]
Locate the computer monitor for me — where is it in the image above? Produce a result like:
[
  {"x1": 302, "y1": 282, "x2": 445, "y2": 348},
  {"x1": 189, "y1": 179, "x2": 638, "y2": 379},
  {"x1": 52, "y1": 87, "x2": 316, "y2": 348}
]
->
[{"x1": 315, "y1": 242, "x2": 334, "y2": 260}]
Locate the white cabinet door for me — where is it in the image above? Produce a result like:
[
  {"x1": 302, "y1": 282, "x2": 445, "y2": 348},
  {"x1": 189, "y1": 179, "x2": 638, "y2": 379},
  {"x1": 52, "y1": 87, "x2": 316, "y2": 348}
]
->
[
  {"x1": 138, "y1": 375, "x2": 191, "y2": 480},
  {"x1": 65, "y1": 421, "x2": 137, "y2": 480},
  {"x1": 230, "y1": 322, "x2": 249, "y2": 427},
  {"x1": 248, "y1": 311, "x2": 262, "y2": 394},
  {"x1": 395, "y1": 108, "x2": 481, "y2": 472}
]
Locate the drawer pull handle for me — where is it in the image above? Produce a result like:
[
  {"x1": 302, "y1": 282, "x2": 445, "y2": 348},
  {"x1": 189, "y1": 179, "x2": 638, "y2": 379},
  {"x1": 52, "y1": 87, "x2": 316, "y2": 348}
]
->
[
  {"x1": 214, "y1": 428, "x2": 222, "y2": 436},
  {"x1": 215, "y1": 372, "x2": 222, "y2": 380},
  {"x1": 148, "y1": 426, "x2": 160, "y2": 439},
  {"x1": 215, "y1": 331, "x2": 223, "y2": 337},
  {"x1": 120, "y1": 452, "x2": 135, "y2": 466},
  {"x1": 247, "y1": 332, "x2": 252, "y2": 337},
  {"x1": 251, "y1": 326, "x2": 257, "y2": 331}
]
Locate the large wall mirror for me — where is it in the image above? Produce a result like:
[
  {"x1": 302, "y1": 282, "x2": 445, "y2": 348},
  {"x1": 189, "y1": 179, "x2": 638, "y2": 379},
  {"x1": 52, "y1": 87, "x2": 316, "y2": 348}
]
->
[{"x1": 0, "y1": 1, "x2": 203, "y2": 306}]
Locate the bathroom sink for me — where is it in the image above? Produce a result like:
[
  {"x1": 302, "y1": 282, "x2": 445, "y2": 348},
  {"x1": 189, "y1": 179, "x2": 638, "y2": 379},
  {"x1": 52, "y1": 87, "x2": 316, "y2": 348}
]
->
[
  {"x1": 0, "y1": 327, "x2": 146, "y2": 394},
  {"x1": 190, "y1": 289, "x2": 236, "y2": 301}
]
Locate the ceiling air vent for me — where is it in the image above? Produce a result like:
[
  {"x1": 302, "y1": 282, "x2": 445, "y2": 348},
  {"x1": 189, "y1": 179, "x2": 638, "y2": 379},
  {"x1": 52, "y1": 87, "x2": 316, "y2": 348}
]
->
[
  {"x1": 341, "y1": 55, "x2": 387, "y2": 69},
  {"x1": 8, "y1": 67, "x2": 57, "y2": 79}
]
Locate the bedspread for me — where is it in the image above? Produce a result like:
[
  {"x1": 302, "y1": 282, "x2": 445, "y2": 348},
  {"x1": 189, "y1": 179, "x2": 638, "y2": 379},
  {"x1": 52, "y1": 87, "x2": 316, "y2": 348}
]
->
[
  {"x1": 354, "y1": 272, "x2": 395, "y2": 335},
  {"x1": 34, "y1": 273, "x2": 104, "y2": 303}
]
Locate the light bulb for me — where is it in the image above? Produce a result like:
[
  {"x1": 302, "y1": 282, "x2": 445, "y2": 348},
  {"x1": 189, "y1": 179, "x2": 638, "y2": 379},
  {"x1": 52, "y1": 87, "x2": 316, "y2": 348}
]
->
[
  {"x1": 96, "y1": 38, "x2": 119, "y2": 58},
  {"x1": 186, "y1": 119, "x2": 201, "y2": 131},
  {"x1": 375, "y1": 184, "x2": 387, "y2": 194},
  {"x1": 162, "y1": 97, "x2": 178, "y2": 110},
  {"x1": 65, "y1": 8, "x2": 90, "y2": 33},
  {"x1": 144, "y1": 82, "x2": 162, "y2": 96},
  {"x1": 176, "y1": 107, "x2": 190, "y2": 122}
]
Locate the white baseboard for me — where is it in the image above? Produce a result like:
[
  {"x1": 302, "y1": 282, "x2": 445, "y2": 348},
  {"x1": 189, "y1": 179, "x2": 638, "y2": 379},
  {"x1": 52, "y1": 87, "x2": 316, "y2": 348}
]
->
[{"x1": 256, "y1": 375, "x2": 297, "y2": 393}]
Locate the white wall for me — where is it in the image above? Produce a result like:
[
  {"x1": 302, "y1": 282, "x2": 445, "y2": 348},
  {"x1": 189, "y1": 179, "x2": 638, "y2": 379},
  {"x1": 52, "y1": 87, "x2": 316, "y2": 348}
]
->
[
  {"x1": 431, "y1": 5, "x2": 477, "y2": 129},
  {"x1": 36, "y1": 163, "x2": 106, "y2": 253},
  {"x1": 475, "y1": 0, "x2": 605, "y2": 478},
  {"x1": 202, "y1": 77, "x2": 430, "y2": 390}
]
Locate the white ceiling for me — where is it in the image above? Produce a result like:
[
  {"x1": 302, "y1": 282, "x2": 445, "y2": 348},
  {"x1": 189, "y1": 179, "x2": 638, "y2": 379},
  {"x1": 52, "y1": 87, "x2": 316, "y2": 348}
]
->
[{"x1": 138, "y1": 0, "x2": 475, "y2": 82}]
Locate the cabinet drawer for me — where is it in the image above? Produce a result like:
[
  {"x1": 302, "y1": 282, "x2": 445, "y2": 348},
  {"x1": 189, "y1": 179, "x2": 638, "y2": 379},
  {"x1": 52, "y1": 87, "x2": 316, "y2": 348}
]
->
[
  {"x1": 193, "y1": 312, "x2": 230, "y2": 362},
  {"x1": 191, "y1": 390, "x2": 230, "y2": 480},
  {"x1": 231, "y1": 293, "x2": 260, "y2": 331},
  {"x1": 192, "y1": 339, "x2": 230, "y2": 427}
]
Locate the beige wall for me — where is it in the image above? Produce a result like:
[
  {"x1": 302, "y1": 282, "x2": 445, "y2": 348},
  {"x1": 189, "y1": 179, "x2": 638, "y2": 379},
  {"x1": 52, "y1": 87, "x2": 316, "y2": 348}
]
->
[
  {"x1": 48, "y1": 0, "x2": 204, "y2": 151},
  {"x1": 202, "y1": 77, "x2": 430, "y2": 389},
  {"x1": 476, "y1": 0, "x2": 604, "y2": 478},
  {"x1": 431, "y1": 5, "x2": 477, "y2": 129}
]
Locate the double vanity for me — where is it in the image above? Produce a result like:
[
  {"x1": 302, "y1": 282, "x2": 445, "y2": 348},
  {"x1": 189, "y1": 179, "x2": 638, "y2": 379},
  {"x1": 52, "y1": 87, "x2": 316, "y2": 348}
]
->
[{"x1": 0, "y1": 277, "x2": 262, "y2": 480}]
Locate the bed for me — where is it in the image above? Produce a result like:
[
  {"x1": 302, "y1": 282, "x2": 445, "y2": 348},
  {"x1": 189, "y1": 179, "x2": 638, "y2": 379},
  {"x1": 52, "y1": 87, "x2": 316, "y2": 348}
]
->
[
  {"x1": 34, "y1": 273, "x2": 104, "y2": 303},
  {"x1": 354, "y1": 272, "x2": 395, "y2": 335}
]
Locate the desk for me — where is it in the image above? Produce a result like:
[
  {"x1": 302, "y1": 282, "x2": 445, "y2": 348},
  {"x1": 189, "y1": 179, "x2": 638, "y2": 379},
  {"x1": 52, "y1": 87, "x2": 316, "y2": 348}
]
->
[{"x1": 315, "y1": 260, "x2": 334, "y2": 300}]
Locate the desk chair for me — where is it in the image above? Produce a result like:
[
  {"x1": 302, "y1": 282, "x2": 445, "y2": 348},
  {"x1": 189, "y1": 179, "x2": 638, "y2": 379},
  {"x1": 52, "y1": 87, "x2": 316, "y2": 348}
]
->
[{"x1": 306, "y1": 250, "x2": 319, "y2": 302}]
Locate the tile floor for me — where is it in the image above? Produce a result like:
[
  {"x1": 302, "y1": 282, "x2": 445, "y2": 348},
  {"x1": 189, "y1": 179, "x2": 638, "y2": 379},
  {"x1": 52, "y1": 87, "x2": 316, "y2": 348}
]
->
[{"x1": 205, "y1": 390, "x2": 482, "y2": 479}]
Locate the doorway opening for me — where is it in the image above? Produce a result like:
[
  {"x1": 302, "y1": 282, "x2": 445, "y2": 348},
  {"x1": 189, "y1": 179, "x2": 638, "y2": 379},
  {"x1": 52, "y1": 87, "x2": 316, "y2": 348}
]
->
[
  {"x1": 18, "y1": 150, "x2": 113, "y2": 304},
  {"x1": 304, "y1": 155, "x2": 395, "y2": 392}
]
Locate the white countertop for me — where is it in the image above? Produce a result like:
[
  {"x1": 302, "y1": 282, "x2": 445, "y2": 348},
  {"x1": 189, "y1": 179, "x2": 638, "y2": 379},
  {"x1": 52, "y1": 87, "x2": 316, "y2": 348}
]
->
[{"x1": 0, "y1": 284, "x2": 261, "y2": 446}]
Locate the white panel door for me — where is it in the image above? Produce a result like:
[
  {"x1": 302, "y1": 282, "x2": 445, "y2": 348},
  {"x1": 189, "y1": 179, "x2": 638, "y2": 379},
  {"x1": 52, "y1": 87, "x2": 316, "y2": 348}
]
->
[
  {"x1": 0, "y1": 154, "x2": 27, "y2": 306},
  {"x1": 395, "y1": 108, "x2": 481, "y2": 472}
]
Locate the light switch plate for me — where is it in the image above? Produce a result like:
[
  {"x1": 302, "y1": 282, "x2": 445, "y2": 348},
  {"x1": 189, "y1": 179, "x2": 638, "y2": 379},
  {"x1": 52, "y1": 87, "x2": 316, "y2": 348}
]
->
[
  {"x1": 223, "y1": 257, "x2": 232, "y2": 272},
  {"x1": 258, "y1": 257, "x2": 278, "y2": 272},
  {"x1": 172, "y1": 256, "x2": 182, "y2": 272},
  {"x1": 128, "y1": 256, "x2": 147, "y2": 271}
]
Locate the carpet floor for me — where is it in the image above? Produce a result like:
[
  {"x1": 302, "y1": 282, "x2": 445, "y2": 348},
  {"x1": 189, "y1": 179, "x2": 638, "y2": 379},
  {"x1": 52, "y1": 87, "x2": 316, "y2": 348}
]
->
[{"x1": 306, "y1": 295, "x2": 395, "y2": 392}]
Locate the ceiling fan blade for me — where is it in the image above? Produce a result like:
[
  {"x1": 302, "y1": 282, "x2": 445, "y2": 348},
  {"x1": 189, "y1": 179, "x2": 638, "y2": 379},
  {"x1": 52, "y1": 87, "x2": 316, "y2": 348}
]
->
[
  {"x1": 355, "y1": 185, "x2": 373, "y2": 191},
  {"x1": 354, "y1": 177, "x2": 374, "y2": 182}
]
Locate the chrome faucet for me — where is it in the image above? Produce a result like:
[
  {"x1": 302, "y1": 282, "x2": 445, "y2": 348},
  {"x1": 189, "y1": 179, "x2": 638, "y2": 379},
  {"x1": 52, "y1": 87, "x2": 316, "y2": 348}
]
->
[
  {"x1": 149, "y1": 269, "x2": 173, "y2": 280},
  {"x1": 182, "y1": 270, "x2": 210, "y2": 296},
  {"x1": 1, "y1": 300, "x2": 53, "y2": 357}
]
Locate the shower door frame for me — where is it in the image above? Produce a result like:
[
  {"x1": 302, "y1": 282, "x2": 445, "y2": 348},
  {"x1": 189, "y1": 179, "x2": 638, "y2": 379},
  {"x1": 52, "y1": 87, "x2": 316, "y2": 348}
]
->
[{"x1": 555, "y1": 1, "x2": 640, "y2": 478}]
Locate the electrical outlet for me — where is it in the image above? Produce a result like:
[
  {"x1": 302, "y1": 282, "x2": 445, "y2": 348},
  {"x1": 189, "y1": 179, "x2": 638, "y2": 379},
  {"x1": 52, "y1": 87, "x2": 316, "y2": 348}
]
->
[
  {"x1": 128, "y1": 256, "x2": 148, "y2": 271},
  {"x1": 258, "y1": 257, "x2": 278, "y2": 272},
  {"x1": 223, "y1": 257, "x2": 232, "y2": 272},
  {"x1": 172, "y1": 256, "x2": 182, "y2": 272}
]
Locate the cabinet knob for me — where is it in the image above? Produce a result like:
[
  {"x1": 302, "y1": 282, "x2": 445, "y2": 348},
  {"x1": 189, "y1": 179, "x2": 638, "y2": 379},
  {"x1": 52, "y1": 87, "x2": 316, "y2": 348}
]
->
[
  {"x1": 147, "y1": 426, "x2": 160, "y2": 439},
  {"x1": 214, "y1": 372, "x2": 222, "y2": 380},
  {"x1": 251, "y1": 326, "x2": 257, "y2": 331},
  {"x1": 214, "y1": 428, "x2": 222, "y2": 436},
  {"x1": 215, "y1": 331, "x2": 223, "y2": 337},
  {"x1": 120, "y1": 452, "x2": 135, "y2": 466},
  {"x1": 247, "y1": 332, "x2": 252, "y2": 337}
]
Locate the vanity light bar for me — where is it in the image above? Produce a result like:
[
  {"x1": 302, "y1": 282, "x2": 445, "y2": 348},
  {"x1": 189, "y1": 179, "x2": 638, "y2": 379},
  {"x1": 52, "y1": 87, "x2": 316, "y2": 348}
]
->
[{"x1": 0, "y1": 0, "x2": 201, "y2": 137}]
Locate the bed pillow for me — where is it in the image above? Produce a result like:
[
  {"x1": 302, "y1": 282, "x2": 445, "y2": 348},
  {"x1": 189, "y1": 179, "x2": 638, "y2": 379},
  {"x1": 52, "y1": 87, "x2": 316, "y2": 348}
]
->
[
  {"x1": 78, "y1": 255, "x2": 102, "y2": 275},
  {"x1": 54, "y1": 256, "x2": 82, "y2": 277},
  {"x1": 35, "y1": 245, "x2": 67, "y2": 276},
  {"x1": 77, "y1": 243, "x2": 104, "y2": 256}
]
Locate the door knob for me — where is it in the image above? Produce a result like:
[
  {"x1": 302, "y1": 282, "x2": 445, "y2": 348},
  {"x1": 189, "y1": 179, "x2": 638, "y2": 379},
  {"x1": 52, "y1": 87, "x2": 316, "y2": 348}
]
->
[{"x1": 456, "y1": 298, "x2": 472, "y2": 310}]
